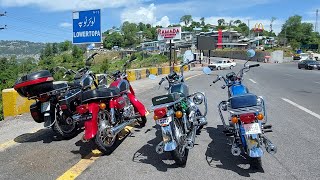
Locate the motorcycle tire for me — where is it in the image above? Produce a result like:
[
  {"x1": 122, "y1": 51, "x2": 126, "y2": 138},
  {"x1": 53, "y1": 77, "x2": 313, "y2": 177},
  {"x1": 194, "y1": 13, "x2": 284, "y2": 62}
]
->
[
  {"x1": 95, "y1": 133, "x2": 119, "y2": 155},
  {"x1": 171, "y1": 145, "x2": 189, "y2": 166},
  {"x1": 249, "y1": 157, "x2": 262, "y2": 169},
  {"x1": 52, "y1": 109, "x2": 79, "y2": 139},
  {"x1": 137, "y1": 116, "x2": 147, "y2": 127}
]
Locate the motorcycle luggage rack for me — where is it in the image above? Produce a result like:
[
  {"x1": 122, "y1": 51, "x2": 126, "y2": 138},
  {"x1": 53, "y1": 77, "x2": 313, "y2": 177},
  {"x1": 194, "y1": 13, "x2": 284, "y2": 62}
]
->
[
  {"x1": 27, "y1": 86, "x2": 69, "y2": 100},
  {"x1": 228, "y1": 105, "x2": 262, "y2": 115}
]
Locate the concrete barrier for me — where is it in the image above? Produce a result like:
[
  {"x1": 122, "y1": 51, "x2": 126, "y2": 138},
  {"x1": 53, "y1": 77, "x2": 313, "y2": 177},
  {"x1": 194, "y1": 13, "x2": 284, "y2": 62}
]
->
[
  {"x1": 2, "y1": 88, "x2": 35, "y2": 118},
  {"x1": 2, "y1": 65, "x2": 190, "y2": 119}
]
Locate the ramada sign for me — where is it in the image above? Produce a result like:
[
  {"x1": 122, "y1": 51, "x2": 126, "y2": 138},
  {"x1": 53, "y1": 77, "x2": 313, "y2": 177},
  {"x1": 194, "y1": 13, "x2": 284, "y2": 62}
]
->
[{"x1": 157, "y1": 27, "x2": 181, "y2": 40}]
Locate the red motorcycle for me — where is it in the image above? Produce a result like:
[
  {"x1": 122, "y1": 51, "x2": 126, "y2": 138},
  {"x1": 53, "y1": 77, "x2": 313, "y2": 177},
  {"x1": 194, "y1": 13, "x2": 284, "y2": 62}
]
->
[{"x1": 76, "y1": 59, "x2": 147, "y2": 154}]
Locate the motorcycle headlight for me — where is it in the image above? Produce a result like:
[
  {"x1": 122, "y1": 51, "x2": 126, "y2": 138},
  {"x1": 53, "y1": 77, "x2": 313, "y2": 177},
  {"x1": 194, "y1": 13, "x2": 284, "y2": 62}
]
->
[{"x1": 193, "y1": 94, "x2": 204, "y2": 105}]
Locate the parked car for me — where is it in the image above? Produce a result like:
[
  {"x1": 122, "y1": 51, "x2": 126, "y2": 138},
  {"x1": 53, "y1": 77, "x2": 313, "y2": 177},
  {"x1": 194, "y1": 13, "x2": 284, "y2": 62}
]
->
[
  {"x1": 298, "y1": 60, "x2": 320, "y2": 70},
  {"x1": 208, "y1": 60, "x2": 236, "y2": 70}
]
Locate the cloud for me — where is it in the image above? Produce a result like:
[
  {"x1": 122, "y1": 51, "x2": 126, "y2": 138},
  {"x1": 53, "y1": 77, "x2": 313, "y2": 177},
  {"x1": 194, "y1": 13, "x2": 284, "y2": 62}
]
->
[
  {"x1": 121, "y1": 4, "x2": 156, "y2": 25},
  {"x1": 155, "y1": 16, "x2": 171, "y2": 27},
  {"x1": 121, "y1": 3, "x2": 171, "y2": 27},
  {"x1": 0, "y1": 0, "x2": 144, "y2": 11},
  {"x1": 59, "y1": 22, "x2": 72, "y2": 28}
]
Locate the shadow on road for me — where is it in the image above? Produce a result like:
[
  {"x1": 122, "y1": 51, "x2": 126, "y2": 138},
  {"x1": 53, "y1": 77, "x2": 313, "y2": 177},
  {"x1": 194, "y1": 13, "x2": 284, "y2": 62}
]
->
[
  {"x1": 14, "y1": 128, "x2": 63, "y2": 144},
  {"x1": 71, "y1": 128, "x2": 133, "y2": 159},
  {"x1": 132, "y1": 125, "x2": 180, "y2": 172},
  {"x1": 205, "y1": 126, "x2": 264, "y2": 177}
]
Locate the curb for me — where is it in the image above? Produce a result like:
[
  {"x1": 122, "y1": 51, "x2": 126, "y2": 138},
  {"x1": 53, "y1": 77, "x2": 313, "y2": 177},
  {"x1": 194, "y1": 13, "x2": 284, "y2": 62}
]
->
[{"x1": 1, "y1": 65, "x2": 190, "y2": 119}]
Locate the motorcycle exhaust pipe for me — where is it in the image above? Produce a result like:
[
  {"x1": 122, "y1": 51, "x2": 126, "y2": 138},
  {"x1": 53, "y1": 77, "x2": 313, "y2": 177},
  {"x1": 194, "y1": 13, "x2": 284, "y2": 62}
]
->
[
  {"x1": 156, "y1": 142, "x2": 164, "y2": 154},
  {"x1": 109, "y1": 119, "x2": 137, "y2": 137},
  {"x1": 263, "y1": 136, "x2": 277, "y2": 155},
  {"x1": 186, "y1": 125, "x2": 197, "y2": 149},
  {"x1": 231, "y1": 145, "x2": 241, "y2": 156}
]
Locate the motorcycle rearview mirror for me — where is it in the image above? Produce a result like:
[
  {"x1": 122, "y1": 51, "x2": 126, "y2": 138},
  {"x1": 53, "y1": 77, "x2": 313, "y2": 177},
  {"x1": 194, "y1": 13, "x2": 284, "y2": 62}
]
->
[
  {"x1": 183, "y1": 50, "x2": 193, "y2": 64},
  {"x1": 203, "y1": 67, "x2": 212, "y2": 75},
  {"x1": 246, "y1": 49, "x2": 256, "y2": 58},
  {"x1": 148, "y1": 74, "x2": 157, "y2": 80}
]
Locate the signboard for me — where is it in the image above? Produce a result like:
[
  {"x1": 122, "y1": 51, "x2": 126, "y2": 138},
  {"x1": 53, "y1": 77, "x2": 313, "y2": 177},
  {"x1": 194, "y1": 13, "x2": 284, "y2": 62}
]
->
[
  {"x1": 197, "y1": 36, "x2": 216, "y2": 50},
  {"x1": 73, "y1": 9, "x2": 101, "y2": 44},
  {"x1": 157, "y1": 27, "x2": 181, "y2": 41}
]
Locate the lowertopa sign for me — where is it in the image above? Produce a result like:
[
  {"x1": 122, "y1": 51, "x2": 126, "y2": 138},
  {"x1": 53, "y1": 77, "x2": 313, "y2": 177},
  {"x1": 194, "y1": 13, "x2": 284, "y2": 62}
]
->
[
  {"x1": 157, "y1": 27, "x2": 181, "y2": 41},
  {"x1": 73, "y1": 9, "x2": 101, "y2": 44}
]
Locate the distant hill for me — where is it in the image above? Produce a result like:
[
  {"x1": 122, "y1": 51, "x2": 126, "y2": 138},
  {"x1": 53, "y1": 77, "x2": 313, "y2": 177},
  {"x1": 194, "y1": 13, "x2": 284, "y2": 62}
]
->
[{"x1": 0, "y1": 40, "x2": 46, "y2": 59}]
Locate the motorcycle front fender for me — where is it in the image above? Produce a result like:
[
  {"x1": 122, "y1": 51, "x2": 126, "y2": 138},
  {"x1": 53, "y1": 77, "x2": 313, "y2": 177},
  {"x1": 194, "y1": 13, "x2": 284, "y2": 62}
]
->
[
  {"x1": 83, "y1": 102, "x2": 100, "y2": 140},
  {"x1": 127, "y1": 93, "x2": 147, "y2": 116}
]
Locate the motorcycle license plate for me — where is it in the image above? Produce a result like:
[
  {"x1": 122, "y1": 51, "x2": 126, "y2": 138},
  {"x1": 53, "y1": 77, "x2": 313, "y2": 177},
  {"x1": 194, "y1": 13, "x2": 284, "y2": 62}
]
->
[
  {"x1": 157, "y1": 116, "x2": 172, "y2": 126},
  {"x1": 243, "y1": 123, "x2": 261, "y2": 135},
  {"x1": 41, "y1": 102, "x2": 51, "y2": 113}
]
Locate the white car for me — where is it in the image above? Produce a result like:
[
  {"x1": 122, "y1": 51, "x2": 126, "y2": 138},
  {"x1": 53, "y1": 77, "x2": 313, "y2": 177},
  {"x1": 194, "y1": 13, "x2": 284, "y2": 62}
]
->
[{"x1": 208, "y1": 60, "x2": 237, "y2": 70}]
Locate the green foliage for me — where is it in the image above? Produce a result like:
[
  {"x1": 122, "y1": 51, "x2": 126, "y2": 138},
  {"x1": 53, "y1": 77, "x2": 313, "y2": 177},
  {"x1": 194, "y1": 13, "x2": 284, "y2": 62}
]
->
[
  {"x1": 279, "y1": 15, "x2": 320, "y2": 49},
  {"x1": 0, "y1": 40, "x2": 45, "y2": 56},
  {"x1": 103, "y1": 32, "x2": 124, "y2": 49},
  {"x1": 180, "y1": 15, "x2": 193, "y2": 26}
]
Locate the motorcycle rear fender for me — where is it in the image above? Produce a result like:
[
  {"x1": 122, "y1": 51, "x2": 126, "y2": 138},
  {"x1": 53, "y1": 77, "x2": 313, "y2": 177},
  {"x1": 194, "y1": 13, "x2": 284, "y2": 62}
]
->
[
  {"x1": 127, "y1": 93, "x2": 147, "y2": 116},
  {"x1": 246, "y1": 134, "x2": 264, "y2": 158},
  {"x1": 161, "y1": 123, "x2": 177, "y2": 151},
  {"x1": 84, "y1": 102, "x2": 100, "y2": 140}
]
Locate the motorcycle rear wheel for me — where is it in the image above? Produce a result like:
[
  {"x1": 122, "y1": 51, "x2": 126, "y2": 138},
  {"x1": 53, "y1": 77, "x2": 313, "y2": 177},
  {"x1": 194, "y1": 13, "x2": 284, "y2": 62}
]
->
[
  {"x1": 249, "y1": 157, "x2": 262, "y2": 169},
  {"x1": 52, "y1": 107, "x2": 79, "y2": 139},
  {"x1": 137, "y1": 116, "x2": 147, "y2": 127},
  {"x1": 171, "y1": 145, "x2": 189, "y2": 166}
]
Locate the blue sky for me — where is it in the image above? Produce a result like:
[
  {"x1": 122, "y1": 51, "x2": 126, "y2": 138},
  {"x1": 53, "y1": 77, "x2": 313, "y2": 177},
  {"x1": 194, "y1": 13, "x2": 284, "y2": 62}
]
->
[{"x1": 0, "y1": 0, "x2": 319, "y2": 43}]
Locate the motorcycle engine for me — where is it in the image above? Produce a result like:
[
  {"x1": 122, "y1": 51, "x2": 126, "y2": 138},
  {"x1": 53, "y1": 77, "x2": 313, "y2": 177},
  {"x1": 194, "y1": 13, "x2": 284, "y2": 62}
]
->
[{"x1": 122, "y1": 95, "x2": 135, "y2": 118}]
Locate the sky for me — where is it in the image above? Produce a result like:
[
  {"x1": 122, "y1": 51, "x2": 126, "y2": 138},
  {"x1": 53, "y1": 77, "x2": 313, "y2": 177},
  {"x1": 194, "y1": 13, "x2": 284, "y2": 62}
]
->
[{"x1": 0, "y1": 0, "x2": 319, "y2": 43}]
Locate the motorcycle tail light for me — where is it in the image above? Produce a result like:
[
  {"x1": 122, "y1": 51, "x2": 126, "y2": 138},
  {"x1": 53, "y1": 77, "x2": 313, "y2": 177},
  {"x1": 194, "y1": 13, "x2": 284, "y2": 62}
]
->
[
  {"x1": 154, "y1": 107, "x2": 167, "y2": 120},
  {"x1": 38, "y1": 95, "x2": 49, "y2": 102},
  {"x1": 239, "y1": 113, "x2": 255, "y2": 124},
  {"x1": 76, "y1": 104, "x2": 88, "y2": 114}
]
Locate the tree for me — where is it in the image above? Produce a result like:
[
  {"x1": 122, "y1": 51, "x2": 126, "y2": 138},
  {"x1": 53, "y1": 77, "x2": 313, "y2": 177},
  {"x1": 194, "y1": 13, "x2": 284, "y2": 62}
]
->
[
  {"x1": 200, "y1": 17, "x2": 205, "y2": 26},
  {"x1": 234, "y1": 22, "x2": 249, "y2": 36},
  {"x1": 234, "y1": 19, "x2": 242, "y2": 26},
  {"x1": 279, "y1": 15, "x2": 319, "y2": 48},
  {"x1": 121, "y1": 21, "x2": 138, "y2": 47},
  {"x1": 180, "y1": 15, "x2": 193, "y2": 26},
  {"x1": 52, "y1": 43, "x2": 59, "y2": 54},
  {"x1": 72, "y1": 45, "x2": 83, "y2": 60},
  {"x1": 103, "y1": 32, "x2": 124, "y2": 49},
  {"x1": 44, "y1": 43, "x2": 53, "y2": 58},
  {"x1": 218, "y1": 19, "x2": 225, "y2": 26},
  {"x1": 59, "y1": 40, "x2": 72, "y2": 52}
]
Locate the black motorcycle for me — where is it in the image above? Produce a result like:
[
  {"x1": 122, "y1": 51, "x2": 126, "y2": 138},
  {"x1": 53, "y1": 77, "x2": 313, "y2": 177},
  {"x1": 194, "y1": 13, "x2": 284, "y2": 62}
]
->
[
  {"x1": 14, "y1": 53, "x2": 103, "y2": 138},
  {"x1": 149, "y1": 59, "x2": 207, "y2": 166}
]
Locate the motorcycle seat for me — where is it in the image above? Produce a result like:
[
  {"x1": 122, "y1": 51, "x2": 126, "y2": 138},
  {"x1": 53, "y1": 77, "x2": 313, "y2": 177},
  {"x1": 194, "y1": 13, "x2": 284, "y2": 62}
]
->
[
  {"x1": 82, "y1": 87, "x2": 120, "y2": 103},
  {"x1": 229, "y1": 93, "x2": 257, "y2": 109}
]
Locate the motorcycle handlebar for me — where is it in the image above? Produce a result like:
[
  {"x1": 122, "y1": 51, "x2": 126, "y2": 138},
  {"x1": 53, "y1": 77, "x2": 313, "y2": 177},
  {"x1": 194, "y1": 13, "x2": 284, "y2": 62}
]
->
[
  {"x1": 249, "y1": 64, "x2": 260, "y2": 68},
  {"x1": 159, "y1": 78, "x2": 165, "y2": 85}
]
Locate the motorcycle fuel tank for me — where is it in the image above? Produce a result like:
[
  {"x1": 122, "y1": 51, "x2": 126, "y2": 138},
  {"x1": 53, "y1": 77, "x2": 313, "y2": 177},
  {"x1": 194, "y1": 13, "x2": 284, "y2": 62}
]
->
[
  {"x1": 110, "y1": 79, "x2": 130, "y2": 93},
  {"x1": 230, "y1": 84, "x2": 248, "y2": 96}
]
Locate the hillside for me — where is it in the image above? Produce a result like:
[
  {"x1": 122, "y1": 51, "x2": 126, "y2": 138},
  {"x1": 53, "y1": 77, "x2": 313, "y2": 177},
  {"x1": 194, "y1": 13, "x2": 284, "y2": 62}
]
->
[{"x1": 0, "y1": 40, "x2": 45, "y2": 58}]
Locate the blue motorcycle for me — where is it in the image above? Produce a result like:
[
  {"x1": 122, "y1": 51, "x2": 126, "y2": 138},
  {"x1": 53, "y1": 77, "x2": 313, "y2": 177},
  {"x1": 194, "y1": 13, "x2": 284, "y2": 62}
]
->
[{"x1": 203, "y1": 50, "x2": 277, "y2": 168}]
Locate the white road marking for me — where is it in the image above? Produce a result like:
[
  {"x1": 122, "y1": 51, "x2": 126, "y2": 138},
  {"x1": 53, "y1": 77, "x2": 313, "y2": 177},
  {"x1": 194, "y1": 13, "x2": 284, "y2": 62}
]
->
[
  {"x1": 249, "y1": 79, "x2": 257, "y2": 84},
  {"x1": 285, "y1": 74, "x2": 295, "y2": 77},
  {"x1": 282, "y1": 98, "x2": 320, "y2": 120}
]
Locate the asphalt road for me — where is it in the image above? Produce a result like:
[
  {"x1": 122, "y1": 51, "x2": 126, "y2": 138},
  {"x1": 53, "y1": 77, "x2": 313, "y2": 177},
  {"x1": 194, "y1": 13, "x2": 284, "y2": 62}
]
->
[{"x1": 1, "y1": 62, "x2": 320, "y2": 180}]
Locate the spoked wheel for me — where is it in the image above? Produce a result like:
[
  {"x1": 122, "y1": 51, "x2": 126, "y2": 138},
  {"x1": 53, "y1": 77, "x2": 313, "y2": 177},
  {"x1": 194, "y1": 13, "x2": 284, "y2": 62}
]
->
[
  {"x1": 95, "y1": 110, "x2": 118, "y2": 155},
  {"x1": 53, "y1": 107, "x2": 79, "y2": 139},
  {"x1": 171, "y1": 120, "x2": 189, "y2": 166}
]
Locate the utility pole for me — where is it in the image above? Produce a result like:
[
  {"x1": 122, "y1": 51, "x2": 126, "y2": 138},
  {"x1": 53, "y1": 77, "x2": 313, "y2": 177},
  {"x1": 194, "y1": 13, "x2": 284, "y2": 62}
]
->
[{"x1": 316, "y1": 9, "x2": 319, "y2": 32}]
